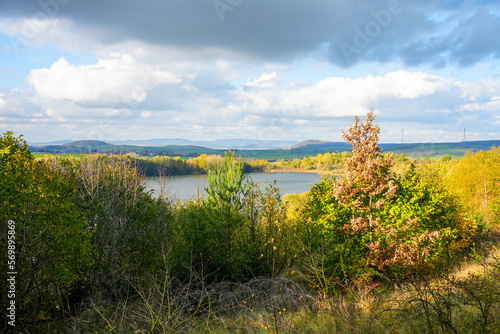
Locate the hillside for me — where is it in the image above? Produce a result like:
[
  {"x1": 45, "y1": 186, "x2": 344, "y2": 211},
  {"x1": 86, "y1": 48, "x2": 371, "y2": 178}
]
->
[
  {"x1": 109, "y1": 138, "x2": 299, "y2": 149},
  {"x1": 29, "y1": 138, "x2": 500, "y2": 159},
  {"x1": 63, "y1": 140, "x2": 111, "y2": 147},
  {"x1": 290, "y1": 139, "x2": 500, "y2": 157}
]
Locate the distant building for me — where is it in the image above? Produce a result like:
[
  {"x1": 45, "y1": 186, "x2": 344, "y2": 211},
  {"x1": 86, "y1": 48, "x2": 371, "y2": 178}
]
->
[{"x1": 126, "y1": 151, "x2": 138, "y2": 158}]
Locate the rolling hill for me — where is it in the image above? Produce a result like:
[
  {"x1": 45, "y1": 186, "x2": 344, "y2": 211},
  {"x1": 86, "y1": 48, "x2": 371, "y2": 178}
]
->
[{"x1": 29, "y1": 138, "x2": 500, "y2": 159}]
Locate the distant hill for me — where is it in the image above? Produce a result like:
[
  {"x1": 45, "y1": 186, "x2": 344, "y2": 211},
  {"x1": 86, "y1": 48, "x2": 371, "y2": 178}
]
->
[
  {"x1": 63, "y1": 140, "x2": 111, "y2": 147},
  {"x1": 28, "y1": 140, "x2": 74, "y2": 147},
  {"x1": 291, "y1": 140, "x2": 331, "y2": 149},
  {"x1": 291, "y1": 140, "x2": 350, "y2": 152},
  {"x1": 108, "y1": 138, "x2": 297, "y2": 149},
  {"x1": 110, "y1": 138, "x2": 192, "y2": 147},
  {"x1": 290, "y1": 139, "x2": 500, "y2": 157},
  {"x1": 110, "y1": 138, "x2": 298, "y2": 149},
  {"x1": 29, "y1": 138, "x2": 500, "y2": 159}
]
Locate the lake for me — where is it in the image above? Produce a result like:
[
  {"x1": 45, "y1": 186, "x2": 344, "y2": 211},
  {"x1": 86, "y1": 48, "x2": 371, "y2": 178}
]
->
[{"x1": 144, "y1": 172, "x2": 326, "y2": 201}]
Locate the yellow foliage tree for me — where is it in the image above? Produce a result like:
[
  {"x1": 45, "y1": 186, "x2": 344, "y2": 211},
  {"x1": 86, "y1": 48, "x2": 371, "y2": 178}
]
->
[{"x1": 446, "y1": 147, "x2": 500, "y2": 227}]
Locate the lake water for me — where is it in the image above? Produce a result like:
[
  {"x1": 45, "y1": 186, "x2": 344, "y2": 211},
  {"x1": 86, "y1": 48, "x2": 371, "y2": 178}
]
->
[{"x1": 144, "y1": 172, "x2": 325, "y2": 201}]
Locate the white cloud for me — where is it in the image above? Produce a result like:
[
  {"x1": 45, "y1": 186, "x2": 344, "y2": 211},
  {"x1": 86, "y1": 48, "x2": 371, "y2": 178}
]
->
[
  {"x1": 458, "y1": 79, "x2": 500, "y2": 101},
  {"x1": 236, "y1": 70, "x2": 451, "y2": 118},
  {"x1": 0, "y1": 96, "x2": 5, "y2": 109},
  {"x1": 462, "y1": 96, "x2": 500, "y2": 112},
  {"x1": 0, "y1": 18, "x2": 58, "y2": 40},
  {"x1": 45, "y1": 108, "x2": 57, "y2": 117},
  {"x1": 0, "y1": 18, "x2": 79, "y2": 51},
  {"x1": 245, "y1": 72, "x2": 280, "y2": 88},
  {"x1": 44, "y1": 107, "x2": 66, "y2": 122},
  {"x1": 4, "y1": 61, "x2": 500, "y2": 143},
  {"x1": 26, "y1": 55, "x2": 181, "y2": 107},
  {"x1": 104, "y1": 109, "x2": 122, "y2": 117}
]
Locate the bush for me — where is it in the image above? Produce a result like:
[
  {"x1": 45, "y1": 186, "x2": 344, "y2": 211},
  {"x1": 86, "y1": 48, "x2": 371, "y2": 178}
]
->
[
  {"x1": 171, "y1": 152, "x2": 296, "y2": 282},
  {"x1": 73, "y1": 155, "x2": 173, "y2": 299},
  {"x1": 0, "y1": 132, "x2": 92, "y2": 330},
  {"x1": 441, "y1": 153, "x2": 452, "y2": 162}
]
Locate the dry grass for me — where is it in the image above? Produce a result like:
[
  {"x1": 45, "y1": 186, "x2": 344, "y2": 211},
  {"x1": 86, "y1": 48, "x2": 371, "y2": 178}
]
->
[{"x1": 55, "y1": 235, "x2": 500, "y2": 334}]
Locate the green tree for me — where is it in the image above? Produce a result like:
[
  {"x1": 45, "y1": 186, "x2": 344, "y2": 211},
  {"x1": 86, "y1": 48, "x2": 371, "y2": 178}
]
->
[
  {"x1": 205, "y1": 150, "x2": 248, "y2": 213},
  {"x1": 441, "y1": 154, "x2": 452, "y2": 162},
  {"x1": 204, "y1": 150, "x2": 249, "y2": 278},
  {"x1": 367, "y1": 166, "x2": 475, "y2": 276},
  {"x1": 0, "y1": 132, "x2": 92, "y2": 330}
]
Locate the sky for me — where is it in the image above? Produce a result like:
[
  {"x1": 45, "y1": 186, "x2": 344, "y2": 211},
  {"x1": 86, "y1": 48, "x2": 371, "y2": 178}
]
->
[{"x1": 0, "y1": 0, "x2": 500, "y2": 144}]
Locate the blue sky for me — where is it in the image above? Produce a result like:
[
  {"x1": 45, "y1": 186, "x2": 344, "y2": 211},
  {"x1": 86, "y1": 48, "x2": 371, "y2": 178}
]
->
[{"x1": 1, "y1": 0, "x2": 499, "y2": 144}]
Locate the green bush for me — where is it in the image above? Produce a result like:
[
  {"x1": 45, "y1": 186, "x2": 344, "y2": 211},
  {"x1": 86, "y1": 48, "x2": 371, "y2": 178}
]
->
[
  {"x1": 441, "y1": 153, "x2": 452, "y2": 162},
  {"x1": 1, "y1": 132, "x2": 92, "y2": 330}
]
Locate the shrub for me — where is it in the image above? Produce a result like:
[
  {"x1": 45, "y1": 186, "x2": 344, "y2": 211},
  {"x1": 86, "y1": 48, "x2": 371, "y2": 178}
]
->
[
  {"x1": 0, "y1": 132, "x2": 92, "y2": 330},
  {"x1": 441, "y1": 153, "x2": 452, "y2": 162},
  {"x1": 73, "y1": 155, "x2": 172, "y2": 299}
]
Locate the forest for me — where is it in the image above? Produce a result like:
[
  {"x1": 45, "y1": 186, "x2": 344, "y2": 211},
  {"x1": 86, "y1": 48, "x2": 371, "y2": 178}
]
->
[{"x1": 1, "y1": 112, "x2": 499, "y2": 333}]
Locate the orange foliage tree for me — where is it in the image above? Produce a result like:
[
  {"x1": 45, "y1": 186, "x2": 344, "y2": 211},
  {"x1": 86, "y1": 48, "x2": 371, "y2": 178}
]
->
[{"x1": 333, "y1": 111, "x2": 397, "y2": 237}]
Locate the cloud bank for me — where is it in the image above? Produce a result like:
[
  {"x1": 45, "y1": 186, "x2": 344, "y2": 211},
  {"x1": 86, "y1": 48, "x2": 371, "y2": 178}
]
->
[
  {"x1": 1, "y1": 0, "x2": 499, "y2": 67},
  {"x1": 0, "y1": 0, "x2": 499, "y2": 143}
]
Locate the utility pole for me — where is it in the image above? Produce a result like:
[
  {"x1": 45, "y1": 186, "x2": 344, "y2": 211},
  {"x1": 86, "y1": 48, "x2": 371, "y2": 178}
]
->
[
  {"x1": 463, "y1": 127, "x2": 467, "y2": 147},
  {"x1": 484, "y1": 178, "x2": 488, "y2": 210},
  {"x1": 401, "y1": 125, "x2": 404, "y2": 144}
]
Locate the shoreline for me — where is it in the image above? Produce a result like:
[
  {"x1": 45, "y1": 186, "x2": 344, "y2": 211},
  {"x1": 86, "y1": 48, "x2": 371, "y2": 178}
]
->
[{"x1": 265, "y1": 168, "x2": 340, "y2": 176}]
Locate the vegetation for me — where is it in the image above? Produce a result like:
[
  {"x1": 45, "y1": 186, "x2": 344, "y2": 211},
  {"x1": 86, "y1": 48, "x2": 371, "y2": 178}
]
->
[
  {"x1": 1, "y1": 133, "x2": 93, "y2": 329},
  {"x1": 273, "y1": 152, "x2": 346, "y2": 172},
  {"x1": 32, "y1": 138, "x2": 500, "y2": 160},
  {"x1": 1, "y1": 112, "x2": 500, "y2": 333},
  {"x1": 446, "y1": 147, "x2": 500, "y2": 229},
  {"x1": 33, "y1": 153, "x2": 270, "y2": 177}
]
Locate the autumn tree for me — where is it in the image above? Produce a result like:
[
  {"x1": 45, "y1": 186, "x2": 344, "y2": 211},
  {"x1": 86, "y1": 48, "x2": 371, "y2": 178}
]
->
[
  {"x1": 446, "y1": 147, "x2": 500, "y2": 227},
  {"x1": 333, "y1": 111, "x2": 397, "y2": 238},
  {"x1": 304, "y1": 112, "x2": 474, "y2": 280}
]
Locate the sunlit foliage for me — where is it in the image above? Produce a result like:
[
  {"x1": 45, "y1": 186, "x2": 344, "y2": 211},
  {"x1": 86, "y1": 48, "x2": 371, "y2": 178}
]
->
[
  {"x1": 446, "y1": 147, "x2": 500, "y2": 228},
  {"x1": 304, "y1": 113, "x2": 474, "y2": 280},
  {"x1": 1, "y1": 132, "x2": 92, "y2": 328}
]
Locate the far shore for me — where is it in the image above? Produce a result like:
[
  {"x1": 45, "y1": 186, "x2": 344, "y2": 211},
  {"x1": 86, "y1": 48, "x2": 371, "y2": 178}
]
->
[{"x1": 265, "y1": 168, "x2": 341, "y2": 176}]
